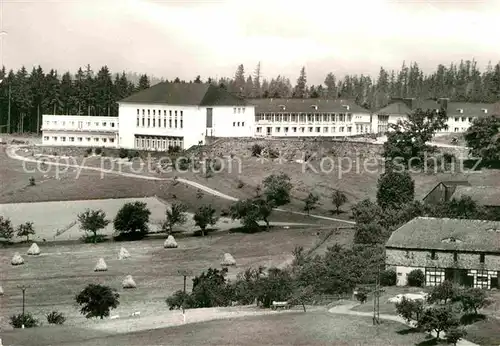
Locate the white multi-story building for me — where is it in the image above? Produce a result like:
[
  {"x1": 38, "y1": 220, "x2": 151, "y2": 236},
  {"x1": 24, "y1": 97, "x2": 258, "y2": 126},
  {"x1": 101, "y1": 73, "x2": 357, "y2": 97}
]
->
[
  {"x1": 117, "y1": 83, "x2": 255, "y2": 150},
  {"x1": 41, "y1": 115, "x2": 119, "y2": 147},
  {"x1": 250, "y1": 99, "x2": 372, "y2": 137},
  {"x1": 372, "y1": 98, "x2": 496, "y2": 134}
]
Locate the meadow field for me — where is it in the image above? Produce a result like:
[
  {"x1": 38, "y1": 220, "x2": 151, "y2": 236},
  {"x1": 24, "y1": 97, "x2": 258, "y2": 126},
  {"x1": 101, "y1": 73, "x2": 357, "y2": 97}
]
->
[
  {"x1": 2, "y1": 311, "x2": 430, "y2": 346},
  {"x1": 0, "y1": 226, "x2": 354, "y2": 331}
]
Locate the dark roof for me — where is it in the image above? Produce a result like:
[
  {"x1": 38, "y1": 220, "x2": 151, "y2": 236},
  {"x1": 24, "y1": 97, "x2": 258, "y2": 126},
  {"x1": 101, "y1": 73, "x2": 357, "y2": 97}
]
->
[
  {"x1": 386, "y1": 217, "x2": 500, "y2": 252},
  {"x1": 250, "y1": 98, "x2": 370, "y2": 114},
  {"x1": 451, "y1": 186, "x2": 500, "y2": 207},
  {"x1": 119, "y1": 83, "x2": 247, "y2": 106},
  {"x1": 442, "y1": 181, "x2": 471, "y2": 188},
  {"x1": 376, "y1": 99, "x2": 495, "y2": 117}
]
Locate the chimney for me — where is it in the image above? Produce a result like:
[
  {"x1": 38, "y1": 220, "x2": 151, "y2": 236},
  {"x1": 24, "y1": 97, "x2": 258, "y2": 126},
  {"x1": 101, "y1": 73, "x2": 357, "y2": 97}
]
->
[{"x1": 438, "y1": 98, "x2": 449, "y2": 111}]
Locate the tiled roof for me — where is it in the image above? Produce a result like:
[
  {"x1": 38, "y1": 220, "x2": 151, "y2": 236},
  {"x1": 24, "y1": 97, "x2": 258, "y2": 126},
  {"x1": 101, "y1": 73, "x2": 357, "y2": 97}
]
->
[
  {"x1": 451, "y1": 186, "x2": 500, "y2": 207},
  {"x1": 376, "y1": 99, "x2": 496, "y2": 117},
  {"x1": 250, "y1": 98, "x2": 370, "y2": 114},
  {"x1": 386, "y1": 217, "x2": 500, "y2": 252},
  {"x1": 119, "y1": 83, "x2": 247, "y2": 106},
  {"x1": 441, "y1": 181, "x2": 471, "y2": 188}
]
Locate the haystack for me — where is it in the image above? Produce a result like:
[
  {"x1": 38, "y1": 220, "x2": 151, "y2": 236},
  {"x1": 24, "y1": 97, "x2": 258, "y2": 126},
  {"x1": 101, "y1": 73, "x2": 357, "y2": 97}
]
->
[
  {"x1": 221, "y1": 253, "x2": 236, "y2": 266},
  {"x1": 164, "y1": 235, "x2": 178, "y2": 249},
  {"x1": 94, "y1": 258, "x2": 108, "y2": 272},
  {"x1": 118, "y1": 247, "x2": 130, "y2": 260},
  {"x1": 27, "y1": 243, "x2": 41, "y2": 256},
  {"x1": 11, "y1": 253, "x2": 24, "y2": 266},
  {"x1": 122, "y1": 275, "x2": 137, "y2": 289}
]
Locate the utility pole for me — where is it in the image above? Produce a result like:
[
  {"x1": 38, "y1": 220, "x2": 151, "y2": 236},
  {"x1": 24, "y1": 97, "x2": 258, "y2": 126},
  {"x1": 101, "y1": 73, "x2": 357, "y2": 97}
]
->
[
  {"x1": 177, "y1": 269, "x2": 192, "y2": 317},
  {"x1": 7, "y1": 83, "x2": 10, "y2": 133},
  {"x1": 17, "y1": 284, "x2": 30, "y2": 321},
  {"x1": 373, "y1": 266, "x2": 382, "y2": 325}
]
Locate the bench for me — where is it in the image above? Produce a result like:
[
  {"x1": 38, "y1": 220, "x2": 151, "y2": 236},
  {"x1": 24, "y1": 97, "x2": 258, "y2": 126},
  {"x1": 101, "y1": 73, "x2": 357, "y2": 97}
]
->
[{"x1": 271, "y1": 301, "x2": 290, "y2": 310}]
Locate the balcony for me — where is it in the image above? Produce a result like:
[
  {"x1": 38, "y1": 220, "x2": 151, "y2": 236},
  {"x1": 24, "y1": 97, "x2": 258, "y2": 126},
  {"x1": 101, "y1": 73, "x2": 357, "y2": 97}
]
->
[{"x1": 41, "y1": 126, "x2": 118, "y2": 133}]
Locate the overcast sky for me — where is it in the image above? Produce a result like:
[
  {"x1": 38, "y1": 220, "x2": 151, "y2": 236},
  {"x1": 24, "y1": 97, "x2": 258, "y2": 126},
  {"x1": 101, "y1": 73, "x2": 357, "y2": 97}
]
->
[{"x1": 1, "y1": 0, "x2": 499, "y2": 84}]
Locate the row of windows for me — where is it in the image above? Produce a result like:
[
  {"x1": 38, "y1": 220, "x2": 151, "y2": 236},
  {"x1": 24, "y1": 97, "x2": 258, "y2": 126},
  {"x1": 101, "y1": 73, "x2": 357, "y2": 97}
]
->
[
  {"x1": 424, "y1": 268, "x2": 495, "y2": 289},
  {"x1": 134, "y1": 135, "x2": 183, "y2": 150},
  {"x1": 43, "y1": 136, "x2": 115, "y2": 143},
  {"x1": 233, "y1": 121, "x2": 245, "y2": 127},
  {"x1": 256, "y1": 126, "x2": 353, "y2": 134},
  {"x1": 234, "y1": 107, "x2": 246, "y2": 114},
  {"x1": 136, "y1": 108, "x2": 246, "y2": 116},
  {"x1": 256, "y1": 113, "x2": 353, "y2": 123},
  {"x1": 451, "y1": 117, "x2": 474, "y2": 122},
  {"x1": 136, "y1": 115, "x2": 183, "y2": 129},
  {"x1": 45, "y1": 120, "x2": 116, "y2": 128}
]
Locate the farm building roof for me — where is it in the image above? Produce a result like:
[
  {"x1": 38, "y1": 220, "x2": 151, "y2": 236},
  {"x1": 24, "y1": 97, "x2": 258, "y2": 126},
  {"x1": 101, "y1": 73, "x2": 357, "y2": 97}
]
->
[
  {"x1": 119, "y1": 83, "x2": 247, "y2": 106},
  {"x1": 451, "y1": 186, "x2": 500, "y2": 207},
  {"x1": 386, "y1": 217, "x2": 500, "y2": 253},
  {"x1": 249, "y1": 98, "x2": 370, "y2": 114}
]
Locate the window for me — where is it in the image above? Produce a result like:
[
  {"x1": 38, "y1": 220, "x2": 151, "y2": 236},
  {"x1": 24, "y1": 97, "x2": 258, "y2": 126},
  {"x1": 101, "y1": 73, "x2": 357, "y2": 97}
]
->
[
  {"x1": 153, "y1": 110, "x2": 156, "y2": 116},
  {"x1": 461, "y1": 117, "x2": 465, "y2": 122},
  {"x1": 164, "y1": 118, "x2": 167, "y2": 127},
  {"x1": 53, "y1": 136, "x2": 57, "y2": 141},
  {"x1": 300, "y1": 127, "x2": 305, "y2": 133},
  {"x1": 233, "y1": 122, "x2": 236, "y2": 127},
  {"x1": 331, "y1": 127, "x2": 336, "y2": 132},
  {"x1": 316, "y1": 127, "x2": 320, "y2": 133},
  {"x1": 153, "y1": 118, "x2": 156, "y2": 127},
  {"x1": 242, "y1": 108, "x2": 245, "y2": 113},
  {"x1": 468, "y1": 117, "x2": 473, "y2": 122},
  {"x1": 242, "y1": 122, "x2": 245, "y2": 127},
  {"x1": 180, "y1": 110, "x2": 183, "y2": 117},
  {"x1": 347, "y1": 126, "x2": 352, "y2": 133},
  {"x1": 69, "y1": 137, "x2": 75, "y2": 142},
  {"x1": 102, "y1": 122, "x2": 107, "y2": 127},
  {"x1": 455, "y1": 117, "x2": 459, "y2": 122},
  {"x1": 77, "y1": 137, "x2": 82, "y2": 142},
  {"x1": 323, "y1": 127, "x2": 328, "y2": 133},
  {"x1": 175, "y1": 110, "x2": 177, "y2": 117},
  {"x1": 136, "y1": 117, "x2": 139, "y2": 126},
  {"x1": 275, "y1": 127, "x2": 280, "y2": 133},
  {"x1": 175, "y1": 120, "x2": 178, "y2": 128},
  {"x1": 43, "y1": 136, "x2": 49, "y2": 141},
  {"x1": 292, "y1": 127, "x2": 297, "y2": 132},
  {"x1": 142, "y1": 117, "x2": 145, "y2": 127},
  {"x1": 169, "y1": 110, "x2": 172, "y2": 116},
  {"x1": 169, "y1": 119, "x2": 172, "y2": 128},
  {"x1": 233, "y1": 107, "x2": 237, "y2": 113},
  {"x1": 475, "y1": 271, "x2": 489, "y2": 289},
  {"x1": 308, "y1": 127, "x2": 313, "y2": 133},
  {"x1": 61, "y1": 137, "x2": 66, "y2": 142},
  {"x1": 95, "y1": 122, "x2": 99, "y2": 127},
  {"x1": 237, "y1": 122, "x2": 240, "y2": 126},
  {"x1": 102, "y1": 138, "x2": 107, "y2": 143},
  {"x1": 86, "y1": 137, "x2": 91, "y2": 141},
  {"x1": 426, "y1": 268, "x2": 445, "y2": 287},
  {"x1": 339, "y1": 127, "x2": 344, "y2": 132},
  {"x1": 148, "y1": 109, "x2": 150, "y2": 115},
  {"x1": 110, "y1": 138, "x2": 114, "y2": 143},
  {"x1": 137, "y1": 109, "x2": 140, "y2": 115},
  {"x1": 284, "y1": 127, "x2": 288, "y2": 133},
  {"x1": 62, "y1": 121, "x2": 66, "y2": 126},
  {"x1": 94, "y1": 138, "x2": 99, "y2": 142},
  {"x1": 256, "y1": 127, "x2": 262, "y2": 133},
  {"x1": 142, "y1": 109, "x2": 145, "y2": 115},
  {"x1": 431, "y1": 250, "x2": 437, "y2": 260},
  {"x1": 111, "y1": 122, "x2": 115, "y2": 128},
  {"x1": 454, "y1": 252, "x2": 458, "y2": 262},
  {"x1": 147, "y1": 118, "x2": 151, "y2": 127},
  {"x1": 480, "y1": 254, "x2": 485, "y2": 263}
]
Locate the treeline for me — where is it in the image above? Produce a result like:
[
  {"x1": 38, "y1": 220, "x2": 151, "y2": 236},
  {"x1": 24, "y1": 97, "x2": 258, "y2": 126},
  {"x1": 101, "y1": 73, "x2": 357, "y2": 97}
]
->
[{"x1": 1, "y1": 59, "x2": 500, "y2": 133}]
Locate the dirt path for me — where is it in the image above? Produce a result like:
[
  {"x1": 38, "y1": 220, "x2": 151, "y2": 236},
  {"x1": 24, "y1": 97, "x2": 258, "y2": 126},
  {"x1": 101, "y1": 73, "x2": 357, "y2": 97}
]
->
[
  {"x1": 6, "y1": 145, "x2": 354, "y2": 225},
  {"x1": 328, "y1": 303, "x2": 477, "y2": 346}
]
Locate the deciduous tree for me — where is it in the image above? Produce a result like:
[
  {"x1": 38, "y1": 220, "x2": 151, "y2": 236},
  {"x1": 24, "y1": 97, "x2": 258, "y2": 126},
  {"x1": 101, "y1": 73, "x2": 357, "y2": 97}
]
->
[
  {"x1": 77, "y1": 209, "x2": 109, "y2": 243},
  {"x1": 193, "y1": 204, "x2": 218, "y2": 236},
  {"x1": 75, "y1": 284, "x2": 119, "y2": 319}
]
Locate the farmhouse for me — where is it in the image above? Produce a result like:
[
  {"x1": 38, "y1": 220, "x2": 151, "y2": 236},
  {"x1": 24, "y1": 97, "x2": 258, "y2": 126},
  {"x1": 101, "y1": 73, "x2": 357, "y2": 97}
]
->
[
  {"x1": 249, "y1": 98, "x2": 371, "y2": 137},
  {"x1": 422, "y1": 180, "x2": 471, "y2": 205},
  {"x1": 372, "y1": 98, "x2": 496, "y2": 134},
  {"x1": 386, "y1": 217, "x2": 500, "y2": 289}
]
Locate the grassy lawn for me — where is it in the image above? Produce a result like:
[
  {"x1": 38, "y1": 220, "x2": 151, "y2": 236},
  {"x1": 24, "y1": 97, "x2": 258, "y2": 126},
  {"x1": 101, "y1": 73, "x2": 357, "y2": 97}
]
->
[
  {"x1": 0, "y1": 147, "x2": 339, "y2": 227},
  {"x1": 352, "y1": 285, "x2": 500, "y2": 345},
  {"x1": 2, "y1": 311, "x2": 430, "y2": 346},
  {"x1": 0, "y1": 226, "x2": 353, "y2": 330}
]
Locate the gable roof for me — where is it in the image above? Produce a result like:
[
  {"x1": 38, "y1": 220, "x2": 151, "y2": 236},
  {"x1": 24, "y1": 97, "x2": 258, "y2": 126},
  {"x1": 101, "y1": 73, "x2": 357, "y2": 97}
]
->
[
  {"x1": 376, "y1": 99, "x2": 496, "y2": 117},
  {"x1": 451, "y1": 186, "x2": 500, "y2": 207},
  {"x1": 250, "y1": 98, "x2": 370, "y2": 114},
  {"x1": 118, "y1": 83, "x2": 247, "y2": 106},
  {"x1": 386, "y1": 217, "x2": 500, "y2": 252},
  {"x1": 422, "y1": 180, "x2": 471, "y2": 202}
]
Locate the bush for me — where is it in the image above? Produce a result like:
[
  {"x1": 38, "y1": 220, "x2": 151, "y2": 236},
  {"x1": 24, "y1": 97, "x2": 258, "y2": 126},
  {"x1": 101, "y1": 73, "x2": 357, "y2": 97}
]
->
[
  {"x1": 113, "y1": 201, "x2": 151, "y2": 240},
  {"x1": 395, "y1": 297, "x2": 424, "y2": 323},
  {"x1": 380, "y1": 269, "x2": 397, "y2": 286},
  {"x1": 29, "y1": 176, "x2": 36, "y2": 186},
  {"x1": 80, "y1": 234, "x2": 107, "y2": 243},
  {"x1": 46, "y1": 311, "x2": 66, "y2": 325},
  {"x1": 407, "y1": 269, "x2": 425, "y2": 287},
  {"x1": 86, "y1": 148, "x2": 93, "y2": 155},
  {"x1": 355, "y1": 288, "x2": 368, "y2": 303},
  {"x1": 95, "y1": 147, "x2": 102, "y2": 155},
  {"x1": 10, "y1": 313, "x2": 39, "y2": 328},
  {"x1": 237, "y1": 180, "x2": 245, "y2": 189},
  {"x1": 118, "y1": 148, "x2": 129, "y2": 159},
  {"x1": 251, "y1": 144, "x2": 263, "y2": 156},
  {"x1": 175, "y1": 157, "x2": 190, "y2": 171},
  {"x1": 166, "y1": 290, "x2": 194, "y2": 310},
  {"x1": 220, "y1": 209, "x2": 230, "y2": 217}
]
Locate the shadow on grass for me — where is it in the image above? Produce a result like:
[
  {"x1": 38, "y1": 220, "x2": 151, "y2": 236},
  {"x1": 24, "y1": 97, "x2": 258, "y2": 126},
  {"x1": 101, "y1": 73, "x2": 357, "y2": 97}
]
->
[
  {"x1": 415, "y1": 337, "x2": 440, "y2": 346},
  {"x1": 397, "y1": 327, "x2": 421, "y2": 335},
  {"x1": 460, "y1": 313, "x2": 487, "y2": 325}
]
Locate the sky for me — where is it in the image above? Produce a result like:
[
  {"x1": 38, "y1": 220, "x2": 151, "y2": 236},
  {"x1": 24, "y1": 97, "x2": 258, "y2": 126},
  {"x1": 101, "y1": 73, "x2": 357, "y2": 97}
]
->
[{"x1": 0, "y1": 0, "x2": 499, "y2": 84}]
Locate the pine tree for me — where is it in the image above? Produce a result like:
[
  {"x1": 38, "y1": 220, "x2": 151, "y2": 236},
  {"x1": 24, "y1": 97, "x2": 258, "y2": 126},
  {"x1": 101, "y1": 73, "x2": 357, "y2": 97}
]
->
[
  {"x1": 294, "y1": 66, "x2": 307, "y2": 98},
  {"x1": 233, "y1": 64, "x2": 246, "y2": 98},
  {"x1": 324, "y1": 72, "x2": 337, "y2": 99}
]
